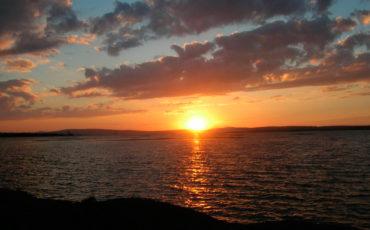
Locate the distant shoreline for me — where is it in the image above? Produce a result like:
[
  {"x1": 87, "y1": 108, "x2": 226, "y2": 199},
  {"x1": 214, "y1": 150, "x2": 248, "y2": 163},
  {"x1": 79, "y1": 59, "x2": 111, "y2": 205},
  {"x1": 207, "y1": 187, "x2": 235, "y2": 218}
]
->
[{"x1": 1, "y1": 126, "x2": 370, "y2": 137}]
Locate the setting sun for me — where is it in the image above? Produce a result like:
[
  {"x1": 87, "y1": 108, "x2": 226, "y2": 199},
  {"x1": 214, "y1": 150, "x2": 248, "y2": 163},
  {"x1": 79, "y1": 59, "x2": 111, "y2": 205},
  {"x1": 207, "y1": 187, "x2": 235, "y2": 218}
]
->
[
  {"x1": 186, "y1": 116, "x2": 208, "y2": 131},
  {"x1": 1, "y1": 1, "x2": 370, "y2": 229}
]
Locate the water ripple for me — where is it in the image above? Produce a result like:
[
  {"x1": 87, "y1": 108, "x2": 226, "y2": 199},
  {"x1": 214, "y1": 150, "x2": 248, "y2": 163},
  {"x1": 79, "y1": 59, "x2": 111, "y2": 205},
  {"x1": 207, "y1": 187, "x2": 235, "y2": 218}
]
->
[{"x1": 0, "y1": 130, "x2": 369, "y2": 229}]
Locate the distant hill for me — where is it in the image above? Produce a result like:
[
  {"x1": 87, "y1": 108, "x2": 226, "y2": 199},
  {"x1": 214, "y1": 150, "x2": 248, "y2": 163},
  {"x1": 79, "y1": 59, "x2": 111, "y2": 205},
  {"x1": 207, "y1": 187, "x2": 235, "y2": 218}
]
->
[
  {"x1": 214, "y1": 125, "x2": 370, "y2": 133},
  {"x1": 1, "y1": 126, "x2": 369, "y2": 137}
]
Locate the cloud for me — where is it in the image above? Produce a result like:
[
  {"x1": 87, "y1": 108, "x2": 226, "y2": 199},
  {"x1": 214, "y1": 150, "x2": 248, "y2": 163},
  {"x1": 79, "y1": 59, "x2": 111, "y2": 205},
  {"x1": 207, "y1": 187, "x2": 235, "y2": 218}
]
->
[
  {"x1": 0, "y1": 0, "x2": 341, "y2": 57},
  {"x1": 145, "y1": 0, "x2": 308, "y2": 34},
  {"x1": 90, "y1": 0, "x2": 334, "y2": 55},
  {"x1": 0, "y1": 35, "x2": 14, "y2": 50},
  {"x1": 0, "y1": 79, "x2": 38, "y2": 112},
  {"x1": 45, "y1": 0, "x2": 86, "y2": 33},
  {"x1": 0, "y1": 102, "x2": 145, "y2": 120},
  {"x1": 337, "y1": 33, "x2": 370, "y2": 50},
  {"x1": 321, "y1": 84, "x2": 358, "y2": 92},
  {"x1": 49, "y1": 88, "x2": 61, "y2": 95},
  {"x1": 1, "y1": 56, "x2": 50, "y2": 73},
  {"x1": 90, "y1": 1, "x2": 150, "y2": 35},
  {"x1": 214, "y1": 17, "x2": 337, "y2": 66},
  {"x1": 60, "y1": 16, "x2": 370, "y2": 100},
  {"x1": 351, "y1": 91, "x2": 370, "y2": 96},
  {"x1": 60, "y1": 40, "x2": 219, "y2": 99},
  {"x1": 0, "y1": 32, "x2": 65, "y2": 57},
  {"x1": 353, "y1": 10, "x2": 370, "y2": 25},
  {"x1": 270, "y1": 95, "x2": 287, "y2": 101},
  {"x1": 66, "y1": 34, "x2": 96, "y2": 45},
  {"x1": 0, "y1": 0, "x2": 339, "y2": 56},
  {"x1": 66, "y1": 88, "x2": 112, "y2": 98},
  {"x1": 0, "y1": 79, "x2": 143, "y2": 120},
  {"x1": 0, "y1": 0, "x2": 85, "y2": 57},
  {"x1": 102, "y1": 28, "x2": 144, "y2": 56},
  {"x1": 312, "y1": 0, "x2": 334, "y2": 13},
  {"x1": 171, "y1": 41, "x2": 215, "y2": 59},
  {"x1": 2, "y1": 58, "x2": 36, "y2": 73},
  {"x1": 2, "y1": 1, "x2": 368, "y2": 122},
  {"x1": 333, "y1": 17, "x2": 357, "y2": 32}
]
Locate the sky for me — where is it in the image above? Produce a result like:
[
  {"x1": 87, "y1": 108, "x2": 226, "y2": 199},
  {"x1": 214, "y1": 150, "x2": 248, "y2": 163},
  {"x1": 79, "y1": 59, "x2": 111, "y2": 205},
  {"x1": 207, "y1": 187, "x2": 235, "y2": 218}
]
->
[{"x1": 0, "y1": 0, "x2": 370, "y2": 131}]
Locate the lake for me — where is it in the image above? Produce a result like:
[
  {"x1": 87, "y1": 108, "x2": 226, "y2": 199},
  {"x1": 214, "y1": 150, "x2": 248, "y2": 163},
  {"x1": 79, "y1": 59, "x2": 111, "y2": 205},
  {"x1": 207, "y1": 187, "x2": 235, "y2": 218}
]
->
[{"x1": 0, "y1": 130, "x2": 369, "y2": 229}]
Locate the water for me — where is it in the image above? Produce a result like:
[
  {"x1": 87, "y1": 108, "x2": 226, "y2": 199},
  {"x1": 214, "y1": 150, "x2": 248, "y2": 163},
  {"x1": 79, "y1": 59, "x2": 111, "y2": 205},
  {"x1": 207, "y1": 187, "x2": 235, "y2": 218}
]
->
[{"x1": 0, "y1": 130, "x2": 370, "y2": 229}]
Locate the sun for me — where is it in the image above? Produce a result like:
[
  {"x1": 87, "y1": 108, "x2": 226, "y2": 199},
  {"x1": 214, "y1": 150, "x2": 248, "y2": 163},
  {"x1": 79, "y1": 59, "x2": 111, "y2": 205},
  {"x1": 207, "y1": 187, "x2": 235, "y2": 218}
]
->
[{"x1": 185, "y1": 116, "x2": 208, "y2": 131}]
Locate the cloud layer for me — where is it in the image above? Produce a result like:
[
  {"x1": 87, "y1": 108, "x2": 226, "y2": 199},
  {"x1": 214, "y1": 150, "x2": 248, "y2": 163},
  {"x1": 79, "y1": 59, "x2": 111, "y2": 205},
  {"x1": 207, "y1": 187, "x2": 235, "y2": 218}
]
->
[
  {"x1": 89, "y1": 0, "x2": 335, "y2": 55},
  {"x1": 61, "y1": 16, "x2": 370, "y2": 99},
  {"x1": 0, "y1": 0, "x2": 85, "y2": 57},
  {"x1": 0, "y1": 79, "x2": 142, "y2": 120},
  {"x1": 0, "y1": 0, "x2": 341, "y2": 57},
  {"x1": 1, "y1": 0, "x2": 370, "y2": 121}
]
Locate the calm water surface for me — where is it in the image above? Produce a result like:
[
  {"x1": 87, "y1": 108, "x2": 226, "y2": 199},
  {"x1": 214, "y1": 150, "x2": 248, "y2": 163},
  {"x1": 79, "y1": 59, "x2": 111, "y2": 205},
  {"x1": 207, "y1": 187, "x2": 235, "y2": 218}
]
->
[{"x1": 0, "y1": 130, "x2": 370, "y2": 229}]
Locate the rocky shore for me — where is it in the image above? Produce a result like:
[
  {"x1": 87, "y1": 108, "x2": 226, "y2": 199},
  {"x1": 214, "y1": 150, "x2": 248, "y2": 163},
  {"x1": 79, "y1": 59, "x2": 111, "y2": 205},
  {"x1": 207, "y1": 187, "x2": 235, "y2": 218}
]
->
[{"x1": 0, "y1": 189, "x2": 356, "y2": 230}]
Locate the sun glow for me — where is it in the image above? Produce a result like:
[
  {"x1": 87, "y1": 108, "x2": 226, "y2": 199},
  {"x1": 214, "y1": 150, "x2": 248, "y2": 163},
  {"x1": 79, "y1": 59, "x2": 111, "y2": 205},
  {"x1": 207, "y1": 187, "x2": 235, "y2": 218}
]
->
[{"x1": 186, "y1": 116, "x2": 208, "y2": 131}]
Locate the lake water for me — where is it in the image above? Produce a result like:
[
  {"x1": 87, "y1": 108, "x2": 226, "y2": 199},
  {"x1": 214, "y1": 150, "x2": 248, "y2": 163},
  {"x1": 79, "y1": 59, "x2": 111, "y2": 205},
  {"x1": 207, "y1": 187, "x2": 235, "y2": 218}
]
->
[{"x1": 0, "y1": 130, "x2": 369, "y2": 229}]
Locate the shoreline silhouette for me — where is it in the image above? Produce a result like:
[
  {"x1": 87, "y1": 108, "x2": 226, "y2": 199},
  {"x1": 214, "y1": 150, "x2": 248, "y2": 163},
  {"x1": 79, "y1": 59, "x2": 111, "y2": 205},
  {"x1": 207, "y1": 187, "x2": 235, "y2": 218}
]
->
[{"x1": 0, "y1": 189, "x2": 357, "y2": 230}]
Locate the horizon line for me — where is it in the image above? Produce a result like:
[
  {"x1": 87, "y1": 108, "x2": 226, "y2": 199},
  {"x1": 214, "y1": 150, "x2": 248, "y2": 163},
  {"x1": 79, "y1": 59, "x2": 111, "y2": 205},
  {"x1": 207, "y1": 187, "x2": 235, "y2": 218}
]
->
[{"x1": 1, "y1": 125, "x2": 370, "y2": 134}]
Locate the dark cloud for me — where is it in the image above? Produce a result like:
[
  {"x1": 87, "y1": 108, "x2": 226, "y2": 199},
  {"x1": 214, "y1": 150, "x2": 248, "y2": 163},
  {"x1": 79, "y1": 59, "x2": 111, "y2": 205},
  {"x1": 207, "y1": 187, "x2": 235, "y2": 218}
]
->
[
  {"x1": 171, "y1": 41, "x2": 215, "y2": 59},
  {"x1": 90, "y1": 0, "x2": 335, "y2": 55},
  {"x1": 46, "y1": 1, "x2": 86, "y2": 33},
  {"x1": 0, "y1": 0, "x2": 340, "y2": 57},
  {"x1": 0, "y1": 0, "x2": 43, "y2": 36},
  {"x1": 146, "y1": 0, "x2": 307, "y2": 35},
  {"x1": 312, "y1": 0, "x2": 335, "y2": 13},
  {"x1": 339, "y1": 33, "x2": 370, "y2": 50},
  {"x1": 333, "y1": 17, "x2": 357, "y2": 32},
  {"x1": 0, "y1": 0, "x2": 84, "y2": 57},
  {"x1": 0, "y1": 32, "x2": 64, "y2": 56},
  {"x1": 61, "y1": 17, "x2": 370, "y2": 99},
  {"x1": 103, "y1": 28, "x2": 144, "y2": 56},
  {"x1": 214, "y1": 17, "x2": 337, "y2": 68},
  {"x1": 0, "y1": 0, "x2": 337, "y2": 56},
  {"x1": 90, "y1": 1, "x2": 150, "y2": 35}
]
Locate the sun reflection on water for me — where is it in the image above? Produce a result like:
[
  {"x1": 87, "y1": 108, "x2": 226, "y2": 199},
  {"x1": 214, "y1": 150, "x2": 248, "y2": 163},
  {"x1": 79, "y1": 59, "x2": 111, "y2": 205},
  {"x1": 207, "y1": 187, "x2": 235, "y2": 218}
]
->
[{"x1": 182, "y1": 134, "x2": 212, "y2": 209}]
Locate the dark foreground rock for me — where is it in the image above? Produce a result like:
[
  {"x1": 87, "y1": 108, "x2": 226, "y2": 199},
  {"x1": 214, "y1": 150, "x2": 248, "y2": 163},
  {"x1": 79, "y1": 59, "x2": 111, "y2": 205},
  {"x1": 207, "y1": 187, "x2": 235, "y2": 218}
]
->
[{"x1": 0, "y1": 189, "x2": 356, "y2": 230}]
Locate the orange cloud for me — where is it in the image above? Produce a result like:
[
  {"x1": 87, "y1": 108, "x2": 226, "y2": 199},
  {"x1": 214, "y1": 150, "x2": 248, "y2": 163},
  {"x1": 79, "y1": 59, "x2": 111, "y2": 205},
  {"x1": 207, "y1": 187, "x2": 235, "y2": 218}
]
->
[
  {"x1": 358, "y1": 11, "x2": 370, "y2": 25},
  {"x1": 67, "y1": 34, "x2": 96, "y2": 45},
  {"x1": 0, "y1": 79, "x2": 38, "y2": 111},
  {"x1": 3, "y1": 58, "x2": 36, "y2": 73},
  {"x1": 0, "y1": 36, "x2": 14, "y2": 50},
  {"x1": 362, "y1": 15, "x2": 370, "y2": 25},
  {"x1": 68, "y1": 88, "x2": 112, "y2": 98}
]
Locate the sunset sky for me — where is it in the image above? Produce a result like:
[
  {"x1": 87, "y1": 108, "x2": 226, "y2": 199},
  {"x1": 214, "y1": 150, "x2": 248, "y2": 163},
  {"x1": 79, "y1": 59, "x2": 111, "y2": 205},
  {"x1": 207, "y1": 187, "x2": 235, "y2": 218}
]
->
[{"x1": 1, "y1": 0, "x2": 370, "y2": 131}]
